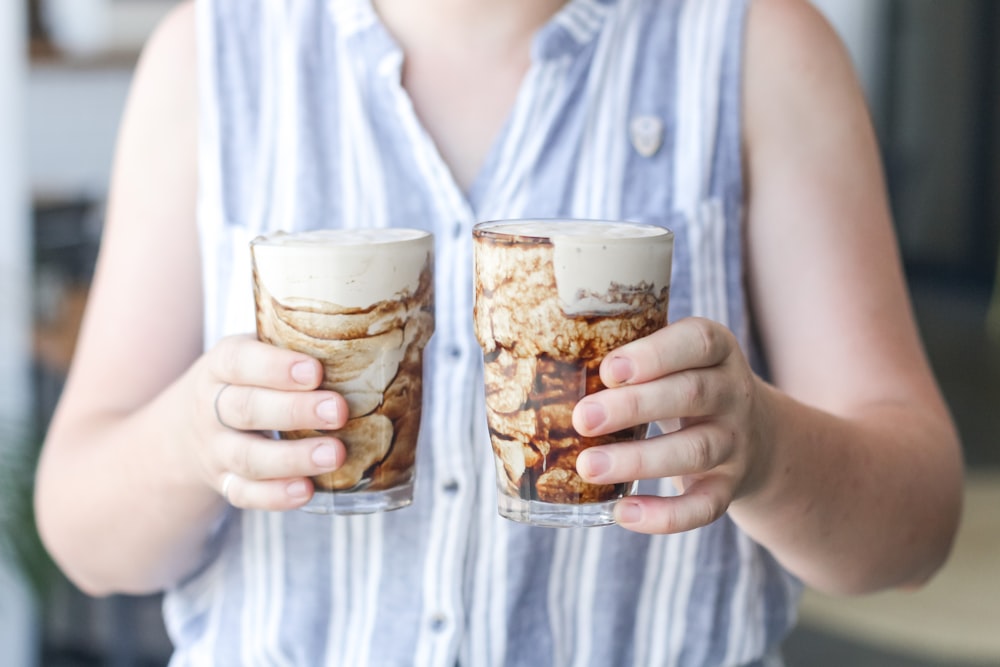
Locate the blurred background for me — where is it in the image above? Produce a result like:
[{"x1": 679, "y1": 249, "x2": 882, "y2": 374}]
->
[{"x1": 0, "y1": 0, "x2": 998, "y2": 665}]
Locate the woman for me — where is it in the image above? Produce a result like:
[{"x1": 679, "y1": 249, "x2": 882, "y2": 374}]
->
[{"x1": 36, "y1": 0, "x2": 963, "y2": 664}]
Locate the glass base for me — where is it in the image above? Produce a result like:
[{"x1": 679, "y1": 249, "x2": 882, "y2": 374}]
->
[
  {"x1": 299, "y1": 479, "x2": 414, "y2": 515},
  {"x1": 497, "y1": 494, "x2": 620, "y2": 528}
]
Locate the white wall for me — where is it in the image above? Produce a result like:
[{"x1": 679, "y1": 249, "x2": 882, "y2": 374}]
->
[
  {"x1": 28, "y1": 65, "x2": 133, "y2": 198},
  {"x1": 0, "y1": 0, "x2": 31, "y2": 421},
  {"x1": 0, "y1": 0, "x2": 41, "y2": 664},
  {"x1": 29, "y1": 0, "x2": 174, "y2": 199}
]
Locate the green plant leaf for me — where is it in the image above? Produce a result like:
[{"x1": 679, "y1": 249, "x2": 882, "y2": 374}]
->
[{"x1": 0, "y1": 425, "x2": 57, "y2": 600}]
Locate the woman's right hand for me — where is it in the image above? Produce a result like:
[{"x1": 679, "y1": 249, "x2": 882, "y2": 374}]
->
[{"x1": 185, "y1": 334, "x2": 349, "y2": 511}]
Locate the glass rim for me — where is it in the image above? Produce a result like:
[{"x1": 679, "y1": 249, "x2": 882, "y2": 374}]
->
[
  {"x1": 250, "y1": 228, "x2": 432, "y2": 249},
  {"x1": 472, "y1": 218, "x2": 673, "y2": 243}
]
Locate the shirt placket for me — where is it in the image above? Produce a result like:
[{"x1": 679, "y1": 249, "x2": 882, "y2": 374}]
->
[{"x1": 372, "y1": 55, "x2": 481, "y2": 667}]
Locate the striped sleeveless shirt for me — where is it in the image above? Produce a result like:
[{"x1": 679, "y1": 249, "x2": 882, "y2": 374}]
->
[{"x1": 167, "y1": 0, "x2": 803, "y2": 664}]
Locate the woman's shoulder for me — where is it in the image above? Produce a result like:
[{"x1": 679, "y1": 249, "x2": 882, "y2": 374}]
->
[
  {"x1": 134, "y1": 1, "x2": 195, "y2": 97},
  {"x1": 743, "y1": 0, "x2": 865, "y2": 154},
  {"x1": 148, "y1": 0, "x2": 195, "y2": 58},
  {"x1": 744, "y1": 0, "x2": 850, "y2": 81},
  {"x1": 126, "y1": 1, "x2": 196, "y2": 127}
]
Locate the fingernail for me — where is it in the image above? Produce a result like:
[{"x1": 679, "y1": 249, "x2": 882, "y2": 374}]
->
[
  {"x1": 577, "y1": 401, "x2": 607, "y2": 431},
  {"x1": 608, "y1": 356, "x2": 634, "y2": 385},
  {"x1": 286, "y1": 480, "x2": 310, "y2": 498},
  {"x1": 292, "y1": 361, "x2": 318, "y2": 385},
  {"x1": 316, "y1": 399, "x2": 340, "y2": 424},
  {"x1": 312, "y1": 443, "x2": 339, "y2": 468},
  {"x1": 617, "y1": 501, "x2": 643, "y2": 524},
  {"x1": 581, "y1": 450, "x2": 611, "y2": 479}
]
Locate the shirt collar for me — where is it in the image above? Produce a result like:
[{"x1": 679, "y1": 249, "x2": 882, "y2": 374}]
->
[
  {"x1": 328, "y1": 0, "x2": 616, "y2": 71},
  {"x1": 534, "y1": 0, "x2": 615, "y2": 62}
]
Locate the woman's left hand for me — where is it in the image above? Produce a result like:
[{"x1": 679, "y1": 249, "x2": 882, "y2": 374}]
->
[{"x1": 573, "y1": 316, "x2": 776, "y2": 534}]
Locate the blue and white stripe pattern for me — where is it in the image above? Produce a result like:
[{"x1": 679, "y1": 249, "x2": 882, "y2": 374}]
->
[{"x1": 169, "y1": 0, "x2": 802, "y2": 664}]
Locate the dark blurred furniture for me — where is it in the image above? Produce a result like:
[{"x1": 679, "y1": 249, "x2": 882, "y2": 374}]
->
[
  {"x1": 33, "y1": 199, "x2": 172, "y2": 667},
  {"x1": 882, "y1": 0, "x2": 1000, "y2": 287}
]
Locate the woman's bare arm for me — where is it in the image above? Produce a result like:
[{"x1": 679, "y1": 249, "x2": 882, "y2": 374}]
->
[
  {"x1": 733, "y1": 0, "x2": 963, "y2": 593},
  {"x1": 574, "y1": 0, "x2": 963, "y2": 595},
  {"x1": 35, "y1": 3, "x2": 347, "y2": 596},
  {"x1": 35, "y1": 3, "x2": 213, "y2": 596}
]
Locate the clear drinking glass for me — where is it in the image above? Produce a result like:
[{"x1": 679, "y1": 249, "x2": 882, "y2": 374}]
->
[
  {"x1": 251, "y1": 229, "x2": 434, "y2": 514},
  {"x1": 473, "y1": 219, "x2": 673, "y2": 527}
]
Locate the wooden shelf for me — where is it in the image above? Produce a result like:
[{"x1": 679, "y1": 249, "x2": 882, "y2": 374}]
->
[{"x1": 29, "y1": 38, "x2": 139, "y2": 70}]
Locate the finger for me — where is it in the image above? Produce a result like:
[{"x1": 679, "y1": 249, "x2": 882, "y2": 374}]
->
[
  {"x1": 577, "y1": 424, "x2": 735, "y2": 484},
  {"x1": 209, "y1": 334, "x2": 324, "y2": 391},
  {"x1": 216, "y1": 384, "x2": 349, "y2": 431},
  {"x1": 614, "y1": 476, "x2": 734, "y2": 534},
  {"x1": 221, "y1": 473, "x2": 316, "y2": 511},
  {"x1": 573, "y1": 368, "x2": 729, "y2": 436},
  {"x1": 599, "y1": 317, "x2": 735, "y2": 388},
  {"x1": 219, "y1": 431, "x2": 345, "y2": 481}
]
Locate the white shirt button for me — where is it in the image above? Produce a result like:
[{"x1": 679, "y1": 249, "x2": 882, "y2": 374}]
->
[{"x1": 429, "y1": 613, "x2": 448, "y2": 632}]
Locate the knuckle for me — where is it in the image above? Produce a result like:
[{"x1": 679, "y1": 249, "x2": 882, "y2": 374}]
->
[
  {"x1": 293, "y1": 395, "x2": 318, "y2": 428},
  {"x1": 226, "y1": 438, "x2": 253, "y2": 477},
  {"x1": 621, "y1": 388, "x2": 644, "y2": 424},
  {"x1": 281, "y1": 441, "x2": 306, "y2": 474},
  {"x1": 230, "y1": 387, "x2": 255, "y2": 429},
  {"x1": 627, "y1": 390, "x2": 644, "y2": 420},
  {"x1": 688, "y1": 432, "x2": 713, "y2": 472},
  {"x1": 681, "y1": 372, "x2": 706, "y2": 409},
  {"x1": 214, "y1": 336, "x2": 244, "y2": 381},
  {"x1": 692, "y1": 319, "x2": 718, "y2": 357},
  {"x1": 655, "y1": 503, "x2": 683, "y2": 534},
  {"x1": 243, "y1": 445, "x2": 264, "y2": 479},
  {"x1": 701, "y1": 493, "x2": 728, "y2": 525},
  {"x1": 649, "y1": 334, "x2": 673, "y2": 375},
  {"x1": 692, "y1": 318, "x2": 728, "y2": 361},
  {"x1": 630, "y1": 443, "x2": 649, "y2": 478},
  {"x1": 223, "y1": 442, "x2": 242, "y2": 475}
]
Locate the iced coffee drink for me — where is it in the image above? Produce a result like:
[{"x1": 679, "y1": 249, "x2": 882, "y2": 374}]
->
[
  {"x1": 251, "y1": 229, "x2": 434, "y2": 514},
  {"x1": 473, "y1": 220, "x2": 673, "y2": 527}
]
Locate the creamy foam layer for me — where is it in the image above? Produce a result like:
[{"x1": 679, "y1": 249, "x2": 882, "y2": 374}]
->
[
  {"x1": 251, "y1": 229, "x2": 433, "y2": 309},
  {"x1": 475, "y1": 220, "x2": 673, "y2": 315}
]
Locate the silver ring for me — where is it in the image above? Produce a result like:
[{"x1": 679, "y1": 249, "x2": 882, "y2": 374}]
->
[
  {"x1": 221, "y1": 472, "x2": 236, "y2": 505},
  {"x1": 214, "y1": 383, "x2": 232, "y2": 430}
]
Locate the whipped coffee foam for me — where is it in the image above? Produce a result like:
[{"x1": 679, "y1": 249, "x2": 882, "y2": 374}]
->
[
  {"x1": 251, "y1": 229, "x2": 433, "y2": 309},
  {"x1": 474, "y1": 220, "x2": 673, "y2": 315}
]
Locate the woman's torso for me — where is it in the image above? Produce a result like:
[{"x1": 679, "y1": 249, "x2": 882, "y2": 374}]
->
[{"x1": 167, "y1": 1, "x2": 801, "y2": 665}]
